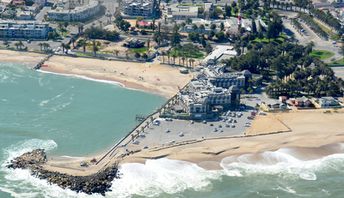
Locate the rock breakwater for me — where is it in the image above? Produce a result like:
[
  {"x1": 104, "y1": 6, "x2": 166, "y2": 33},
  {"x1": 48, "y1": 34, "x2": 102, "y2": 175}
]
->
[{"x1": 7, "y1": 149, "x2": 119, "y2": 196}]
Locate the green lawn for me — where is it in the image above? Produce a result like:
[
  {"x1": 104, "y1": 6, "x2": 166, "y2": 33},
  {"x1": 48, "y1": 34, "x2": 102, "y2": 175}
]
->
[
  {"x1": 310, "y1": 50, "x2": 335, "y2": 60},
  {"x1": 129, "y1": 47, "x2": 148, "y2": 54},
  {"x1": 329, "y1": 58, "x2": 344, "y2": 66},
  {"x1": 169, "y1": 44, "x2": 204, "y2": 59}
]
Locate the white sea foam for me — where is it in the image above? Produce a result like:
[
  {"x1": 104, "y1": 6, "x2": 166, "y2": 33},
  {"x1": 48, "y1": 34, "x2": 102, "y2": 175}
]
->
[
  {"x1": 37, "y1": 69, "x2": 148, "y2": 93},
  {"x1": 220, "y1": 144, "x2": 344, "y2": 181},
  {"x1": 38, "y1": 70, "x2": 125, "y2": 87},
  {"x1": 2, "y1": 141, "x2": 344, "y2": 197},
  {"x1": 108, "y1": 158, "x2": 221, "y2": 198}
]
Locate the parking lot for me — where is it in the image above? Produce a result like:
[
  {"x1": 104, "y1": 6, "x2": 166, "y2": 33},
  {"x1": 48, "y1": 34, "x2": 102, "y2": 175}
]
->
[{"x1": 126, "y1": 109, "x2": 254, "y2": 151}]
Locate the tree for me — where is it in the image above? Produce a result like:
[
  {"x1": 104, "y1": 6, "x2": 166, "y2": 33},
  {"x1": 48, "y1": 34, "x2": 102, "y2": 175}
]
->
[
  {"x1": 210, "y1": 24, "x2": 217, "y2": 30},
  {"x1": 61, "y1": 43, "x2": 66, "y2": 53},
  {"x1": 205, "y1": 44, "x2": 213, "y2": 54},
  {"x1": 114, "y1": 50, "x2": 119, "y2": 56},
  {"x1": 78, "y1": 39, "x2": 88, "y2": 53},
  {"x1": 92, "y1": 40, "x2": 99, "y2": 56},
  {"x1": 77, "y1": 23, "x2": 84, "y2": 35},
  {"x1": 220, "y1": 22, "x2": 225, "y2": 31},
  {"x1": 170, "y1": 24, "x2": 181, "y2": 46},
  {"x1": 38, "y1": 43, "x2": 44, "y2": 51},
  {"x1": 251, "y1": 19, "x2": 257, "y2": 34},
  {"x1": 134, "y1": 52, "x2": 141, "y2": 59},
  {"x1": 216, "y1": 31, "x2": 226, "y2": 42},
  {"x1": 224, "y1": 4, "x2": 232, "y2": 18}
]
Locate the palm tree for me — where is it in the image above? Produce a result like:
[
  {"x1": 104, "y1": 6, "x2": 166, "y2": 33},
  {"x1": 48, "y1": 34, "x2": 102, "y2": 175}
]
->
[
  {"x1": 65, "y1": 44, "x2": 71, "y2": 54},
  {"x1": 43, "y1": 43, "x2": 50, "y2": 52},
  {"x1": 61, "y1": 43, "x2": 66, "y2": 53},
  {"x1": 189, "y1": 58, "x2": 195, "y2": 68},
  {"x1": 15, "y1": 41, "x2": 24, "y2": 50},
  {"x1": 3, "y1": 40, "x2": 9, "y2": 48},
  {"x1": 92, "y1": 40, "x2": 99, "y2": 56},
  {"x1": 14, "y1": 42, "x2": 20, "y2": 50},
  {"x1": 172, "y1": 54, "x2": 177, "y2": 65},
  {"x1": 38, "y1": 43, "x2": 44, "y2": 51},
  {"x1": 70, "y1": 37, "x2": 76, "y2": 48},
  {"x1": 161, "y1": 51, "x2": 165, "y2": 63},
  {"x1": 77, "y1": 23, "x2": 84, "y2": 35},
  {"x1": 181, "y1": 56, "x2": 185, "y2": 66},
  {"x1": 113, "y1": 50, "x2": 119, "y2": 56},
  {"x1": 79, "y1": 39, "x2": 87, "y2": 53}
]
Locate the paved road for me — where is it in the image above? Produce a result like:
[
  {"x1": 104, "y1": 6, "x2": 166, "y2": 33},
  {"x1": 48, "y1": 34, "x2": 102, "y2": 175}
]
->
[{"x1": 282, "y1": 18, "x2": 341, "y2": 62}]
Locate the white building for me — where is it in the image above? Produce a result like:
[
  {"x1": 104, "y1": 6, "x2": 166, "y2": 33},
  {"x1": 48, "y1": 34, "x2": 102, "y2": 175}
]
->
[
  {"x1": 202, "y1": 45, "x2": 237, "y2": 65},
  {"x1": 167, "y1": 5, "x2": 199, "y2": 20},
  {"x1": 47, "y1": 0, "x2": 100, "y2": 21},
  {"x1": 0, "y1": 21, "x2": 51, "y2": 39},
  {"x1": 122, "y1": 0, "x2": 156, "y2": 18}
]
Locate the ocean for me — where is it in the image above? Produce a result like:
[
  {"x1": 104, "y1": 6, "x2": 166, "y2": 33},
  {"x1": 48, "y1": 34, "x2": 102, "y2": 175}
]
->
[{"x1": 1, "y1": 63, "x2": 344, "y2": 198}]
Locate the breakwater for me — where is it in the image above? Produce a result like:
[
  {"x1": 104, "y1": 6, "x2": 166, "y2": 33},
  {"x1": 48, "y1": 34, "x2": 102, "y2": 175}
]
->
[{"x1": 7, "y1": 149, "x2": 119, "y2": 196}]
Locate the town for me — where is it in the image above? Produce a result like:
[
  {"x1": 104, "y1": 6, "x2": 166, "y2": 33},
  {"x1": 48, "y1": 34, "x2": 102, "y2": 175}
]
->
[
  {"x1": 2, "y1": 0, "x2": 344, "y2": 196},
  {"x1": 0, "y1": 0, "x2": 343, "y2": 147}
]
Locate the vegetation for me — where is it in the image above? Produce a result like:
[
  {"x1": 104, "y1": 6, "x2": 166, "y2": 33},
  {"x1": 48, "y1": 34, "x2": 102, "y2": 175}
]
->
[
  {"x1": 222, "y1": 41, "x2": 343, "y2": 98},
  {"x1": 129, "y1": 47, "x2": 148, "y2": 54},
  {"x1": 169, "y1": 44, "x2": 204, "y2": 59},
  {"x1": 309, "y1": 50, "x2": 334, "y2": 60},
  {"x1": 84, "y1": 26, "x2": 120, "y2": 41},
  {"x1": 310, "y1": 8, "x2": 343, "y2": 34},
  {"x1": 299, "y1": 13, "x2": 328, "y2": 40},
  {"x1": 330, "y1": 58, "x2": 344, "y2": 67},
  {"x1": 291, "y1": 19, "x2": 303, "y2": 33},
  {"x1": 114, "y1": 15, "x2": 131, "y2": 32}
]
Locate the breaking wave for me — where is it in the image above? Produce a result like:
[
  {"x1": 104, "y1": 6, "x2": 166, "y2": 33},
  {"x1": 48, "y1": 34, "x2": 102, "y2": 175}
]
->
[
  {"x1": 1, "y1": 141, "x2": 344, "y2": 197},
  {"x1": 220, "y1": 143, "x2": 344, "y2": 181}
]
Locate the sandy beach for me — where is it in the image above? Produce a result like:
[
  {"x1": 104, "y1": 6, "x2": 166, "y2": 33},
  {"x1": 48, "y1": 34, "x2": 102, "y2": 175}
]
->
[
  {"x1": 0, "y1": 50, "x2": 47, "y2": 67},
  {"x1": 43, "y1": 108, "x2": 344, "y2": 175},
  {"x1": 43, "y1": 56, "x2": 193, "y2": 98}
]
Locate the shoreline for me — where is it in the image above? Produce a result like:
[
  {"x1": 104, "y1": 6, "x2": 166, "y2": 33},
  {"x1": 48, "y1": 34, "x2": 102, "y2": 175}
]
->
[
  {"x1": 42, "y1": 55, "x2": 193, "y2": 98},
  {"x1": 2, "y1": 49, "x2": 344, "y2": 195},
  {"x1": 42, "y1": 108, "x2": 344, "y2": 175}
]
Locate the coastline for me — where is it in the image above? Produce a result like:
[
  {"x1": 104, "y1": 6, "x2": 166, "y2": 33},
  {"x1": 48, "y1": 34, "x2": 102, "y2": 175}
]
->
[
  {"x1": 42, "y1": 55, "x2": 193, "y2": 98},
  {"x1": 0, "y1": 50, "x2": 47, "y2": 67},
  {"x1": 43, "y1": 108, "x2": 344, "y2": 174},
  {"x1": 2, "y1": 49, "x2": 344, "y2": 195}
]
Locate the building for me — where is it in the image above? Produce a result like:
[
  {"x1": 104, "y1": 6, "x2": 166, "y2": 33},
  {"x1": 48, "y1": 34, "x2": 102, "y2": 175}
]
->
[
  {"x1": 179, "y1": 79, "x2": 240, "y2": 119},
  {"x1": 0, "y1": 21, "x2": 52, "y2": 39},
  {"x1": 47, "y1": 0, "x2": 100, "y2": 21},
  {"x1": 202, "y1": 45, "x2": 237, "y2": 65},
  {"x1": 203, "y1": 68, "x2": 251, "y2": 89},
  {"x1": 122, "y1": 0, "x2": 157, "y2": 18},
  {"x1": 167, "y1": 4, "x2": 199, "y2": 20},
  {"x1": 314, "y1": 97, "x2": 341, "y2": 108}
]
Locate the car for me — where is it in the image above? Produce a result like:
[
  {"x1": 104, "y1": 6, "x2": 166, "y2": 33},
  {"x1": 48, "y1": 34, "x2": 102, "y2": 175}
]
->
[
  {"x1": 165, "y1": 118, "x2": 173, "y2": 121},
  {"x1": 143, "y1": 145, "x2": 149, "y2": 149},
  {"x1": 153, "y1": 120, "x2": 160, "y2": 126},
  {"x1": 179, "y1": 132, "x2": 184, "y2": 137}
]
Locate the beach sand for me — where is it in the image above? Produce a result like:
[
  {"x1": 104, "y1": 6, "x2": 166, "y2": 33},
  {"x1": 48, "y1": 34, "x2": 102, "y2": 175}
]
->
[
  {"x1": 43, "y1": 109, "x2": 344, "y2": 175},
  {"x1": 0, "y1": 50, "x2": 47, "y2": 67},
  {"x1": 43, "y1": 56, "x2": 193, "y2": 98}
]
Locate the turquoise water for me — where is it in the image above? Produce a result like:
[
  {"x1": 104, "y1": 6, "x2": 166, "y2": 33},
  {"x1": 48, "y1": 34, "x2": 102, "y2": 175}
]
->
[{"x1": 1, "y1": 63, "x2": 344, "y2": 198}]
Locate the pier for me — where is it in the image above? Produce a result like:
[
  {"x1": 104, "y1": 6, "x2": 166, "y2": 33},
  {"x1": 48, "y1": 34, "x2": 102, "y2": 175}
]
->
[{"x1": 33, "y1": 54, "x2": 53, "y2": 70}]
